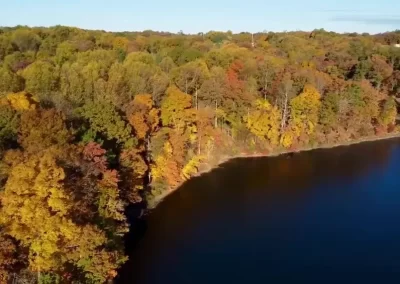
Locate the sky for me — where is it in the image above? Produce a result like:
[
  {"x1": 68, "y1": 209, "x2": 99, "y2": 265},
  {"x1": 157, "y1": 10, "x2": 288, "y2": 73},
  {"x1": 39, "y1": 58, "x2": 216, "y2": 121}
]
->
[{"x1": 0, "y1": 0, "x2": 400, "y2": 34}]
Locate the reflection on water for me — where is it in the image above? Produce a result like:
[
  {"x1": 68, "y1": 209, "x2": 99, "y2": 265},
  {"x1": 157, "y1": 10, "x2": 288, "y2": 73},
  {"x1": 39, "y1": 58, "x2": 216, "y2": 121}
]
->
[{"x1": 118, "y1": 138, "x2": 400, "y2": 284}]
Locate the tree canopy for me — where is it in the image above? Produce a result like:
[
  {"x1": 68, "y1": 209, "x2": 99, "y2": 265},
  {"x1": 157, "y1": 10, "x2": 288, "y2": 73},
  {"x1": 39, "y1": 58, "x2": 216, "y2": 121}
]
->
[{"x1": 0, "y1": 25, "x2": 399, "y2": 283}]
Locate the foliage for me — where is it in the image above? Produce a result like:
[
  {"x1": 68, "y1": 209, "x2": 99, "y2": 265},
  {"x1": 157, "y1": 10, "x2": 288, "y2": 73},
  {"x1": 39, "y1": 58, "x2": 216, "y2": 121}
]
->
[
  {"x1": 0, "y1": 25, "x2": 398, "y2": 282},
  {"x1": 18, "y1": 109, "x2": 72, "y2": 154},
  {"x1": 11, "y1": 29, "x2": 41, "y2": 52},
  {"x1": 125, "y1": 94, "x2": 159, "y2": 140},
  {"x1": 0, "y1": 105, "x2": 19, "y2": 146},
  {"x1": 378, "y1": 97, "x2": 397, "y2": 130},
  {"x1": 21, "y1": 61, "x2": 58, "y2": 100},
  {"x1": 289, "y1": 84, "x2": 321, "y2": 138},
  {"x1": 79, "y1": 100, "x2": 135, "y2": 147},
  {"x1": 0, "y1": 66, "x2": 24, "y2": 94},
  {"x1": 0, "y1": 151, "x2": 126, "y2": 283},
  {"x1": 161, "y1": 86, "x2": 194, "y2": 130},
  {"x1": 181, "y1": 155, "x2": 204, "y2": 180},
  {"x1": 4, "y1": 91, "x2": 37, "y2": 111},
  {"x1": 245, "y1": 99, "x2": 281, "y2": 146}
]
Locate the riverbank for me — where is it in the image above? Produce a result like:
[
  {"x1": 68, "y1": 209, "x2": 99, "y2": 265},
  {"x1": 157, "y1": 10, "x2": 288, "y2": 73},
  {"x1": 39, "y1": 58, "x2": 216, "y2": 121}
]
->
[
  {"x1": 147, "y1": 132, "x2": 400, "y2": 209},
  {"x1": 120, "y1": 135, "x2": 400, "y2": 284}
]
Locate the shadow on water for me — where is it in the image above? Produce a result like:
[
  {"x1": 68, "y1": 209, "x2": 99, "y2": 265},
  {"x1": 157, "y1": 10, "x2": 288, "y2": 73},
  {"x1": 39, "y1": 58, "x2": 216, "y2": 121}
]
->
[
  {"x1": 117, "y1": 138, "x2": 400, "y2": 284},
  {"x1": 123, "y1": 202, "x2": 148, "y2": 254}
]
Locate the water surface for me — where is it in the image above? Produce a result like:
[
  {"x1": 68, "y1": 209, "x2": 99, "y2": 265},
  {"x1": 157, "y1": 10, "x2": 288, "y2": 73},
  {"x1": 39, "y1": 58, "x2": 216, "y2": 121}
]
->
[{"x1": 119, "y1": 138, "x2": 400, "y2": 284}]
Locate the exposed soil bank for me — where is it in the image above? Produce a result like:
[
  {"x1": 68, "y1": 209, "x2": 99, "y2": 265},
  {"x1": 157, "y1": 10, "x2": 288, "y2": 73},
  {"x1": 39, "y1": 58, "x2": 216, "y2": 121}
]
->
[{"x1": 147, "y1": 132, "x2": 400, "y2": 209}]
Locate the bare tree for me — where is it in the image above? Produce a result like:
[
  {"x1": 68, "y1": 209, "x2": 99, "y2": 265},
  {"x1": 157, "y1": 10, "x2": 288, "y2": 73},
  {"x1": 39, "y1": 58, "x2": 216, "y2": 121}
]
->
[{"x1": 279, "y1": 76, "x2": 294, "y2": 133}]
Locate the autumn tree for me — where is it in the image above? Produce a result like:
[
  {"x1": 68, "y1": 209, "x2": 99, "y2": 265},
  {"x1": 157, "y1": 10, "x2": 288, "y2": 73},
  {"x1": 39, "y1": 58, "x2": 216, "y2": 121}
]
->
[
  {"x1": 0, "y1": 26, "x2": 400, "y2": 280},
  {"x1": 222, "y1": 59, "x2": 254, "y2": 121},
  {"x1": 0, "y1": 151, "x2": 126, "y2": 283},
  {"x1": 125, "y1": 94, "x2": 159, "y2": 141},
  {"x1": 255, "y1": 55, "x2": 285, "y2": 100},
  {"x1": 287, "y1": 84, "x2": 322, "y2": 144},
  {"x1": 18, "y1": 109, "x2": 72, "y2": 154},
  {"x1": 123, "y1": 55, "x2": 168, "y2": 103},
  {"x1": 245, "y1": 99, "x2": 281, "y2": 146},
  {"x1": 378, "y1": 97, "x2": 397, "y2": 131},
  {"x1": 195, "y1": 108, "x2": 214, "y2": 155},
  {"x1": 172, "y1": 59, "x2": 210, "y2": 109},
  {"x1": 0, "y1": 233, "x2": 22, "y2": 282},
  {"x1": 161, "y1": 86, "x2": 194, "y2": 131}
]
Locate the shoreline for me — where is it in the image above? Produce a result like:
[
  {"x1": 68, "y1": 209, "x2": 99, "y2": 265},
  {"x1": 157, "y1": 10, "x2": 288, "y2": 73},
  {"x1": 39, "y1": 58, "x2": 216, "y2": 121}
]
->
[{"x1": 147, "y1": 132, "x2": 400, "y2": 209}]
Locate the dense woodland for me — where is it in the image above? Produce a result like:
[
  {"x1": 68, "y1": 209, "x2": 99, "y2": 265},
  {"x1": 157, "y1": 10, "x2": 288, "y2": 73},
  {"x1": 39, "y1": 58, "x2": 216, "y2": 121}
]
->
[{"x1": 0, "y1": 26, "x2": 400, "y2": 283}]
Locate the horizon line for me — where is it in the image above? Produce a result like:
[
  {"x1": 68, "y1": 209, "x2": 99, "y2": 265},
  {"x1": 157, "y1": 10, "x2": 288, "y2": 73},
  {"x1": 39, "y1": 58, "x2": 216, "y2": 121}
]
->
[{"x1": 1, "y1": 24, "x2": 399, "y2": 36}]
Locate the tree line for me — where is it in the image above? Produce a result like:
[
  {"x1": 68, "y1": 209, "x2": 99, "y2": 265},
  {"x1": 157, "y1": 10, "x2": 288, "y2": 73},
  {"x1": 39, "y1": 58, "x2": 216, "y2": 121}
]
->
[{"x1": 0, "y1": 26, "x2": 400, "y2": 283}]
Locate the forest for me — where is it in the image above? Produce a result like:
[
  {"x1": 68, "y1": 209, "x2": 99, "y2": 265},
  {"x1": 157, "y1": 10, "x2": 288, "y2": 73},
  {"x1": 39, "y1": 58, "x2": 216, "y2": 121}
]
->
[{"x1": 0, "y1": 26, "x2": 400, "y2": 283}]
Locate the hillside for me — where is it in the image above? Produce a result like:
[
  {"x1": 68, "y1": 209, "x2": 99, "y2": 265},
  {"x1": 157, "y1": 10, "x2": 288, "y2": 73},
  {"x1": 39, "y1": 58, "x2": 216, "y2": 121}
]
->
[{"x1": 0, "y1": 26, "x2": 400, "y2": 283}]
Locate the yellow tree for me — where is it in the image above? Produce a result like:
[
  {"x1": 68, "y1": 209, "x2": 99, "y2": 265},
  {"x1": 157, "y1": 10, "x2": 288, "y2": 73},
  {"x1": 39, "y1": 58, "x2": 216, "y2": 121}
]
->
[
  {"x1": 1, "y1": 91, "x2": 37, "y2": 111},
  {"x1": 289, "y1": 84, "x2": 321, "y2": 139},
  {"x1": 160, "y1": 86, "x2": 194, "y2": 131},
  {"x1": 0, "y1": 150, "x2": 126, "y2": 283},
  {"x1": 245, "y1": 99, "x2": 281, "y2": 146},
  {"x1": 112, "y1": 36, "x2": 129, "y2": 52},
  {"x1": 151, "y1": 138, "x2": 182, "y2": 188},
  {"x1": 0, "y1": 152, "x2": 77, "y2": 273}
]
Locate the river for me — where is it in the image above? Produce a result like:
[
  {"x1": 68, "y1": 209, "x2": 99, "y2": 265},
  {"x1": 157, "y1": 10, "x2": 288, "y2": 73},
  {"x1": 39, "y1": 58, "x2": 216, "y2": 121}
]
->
[{"x1": 118, "y1": 138, "x2": 400, "y2": 284}]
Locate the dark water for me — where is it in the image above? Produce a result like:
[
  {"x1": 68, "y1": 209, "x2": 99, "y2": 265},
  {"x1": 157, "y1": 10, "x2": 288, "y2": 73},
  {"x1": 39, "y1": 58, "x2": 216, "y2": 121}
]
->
[{"x1": 118, "y1": 138, "x2": 400, "y2": 284}]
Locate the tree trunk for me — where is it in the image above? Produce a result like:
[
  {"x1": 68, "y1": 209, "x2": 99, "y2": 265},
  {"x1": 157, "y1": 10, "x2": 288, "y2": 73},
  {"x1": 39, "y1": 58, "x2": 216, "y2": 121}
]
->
[
  {"x1": 264, "y1": 72, "x2": 268, "y2": 101},
  {"x1": 195, "y1": 88, "x2": 198, "y2": 110},
  {"x1": 147, "y1": 136, "x2": 152, "y2": 183},
  {"x1": 198, "y1": 134, "x2": 201, "y2": 155},
  {"x1": 281, "y1": 90, "x2": 288, "y2": 133},
  {"x1": 215, "y1": 100, "x2": 218, "y2": 128}
]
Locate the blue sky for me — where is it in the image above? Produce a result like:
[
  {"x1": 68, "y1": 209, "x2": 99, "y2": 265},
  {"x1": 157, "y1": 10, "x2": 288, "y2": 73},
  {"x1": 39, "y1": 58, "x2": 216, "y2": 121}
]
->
[{"x1": 1, "y1": 0, "x2": 399, "y2": 34}]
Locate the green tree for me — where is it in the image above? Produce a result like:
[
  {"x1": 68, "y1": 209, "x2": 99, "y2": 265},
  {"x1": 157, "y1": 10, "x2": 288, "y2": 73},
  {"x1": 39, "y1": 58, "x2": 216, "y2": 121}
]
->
[
  {"x1": 0, "y1": 35, "x2": 12, "y2": 61},
  {"x1": 79, "y1": 100, "x2": 135, "y2": 146},
  {"x1": 55, "y1": 41, "x2": 77, "y2": 66},
  {"x1": 319, "y1": 92, "x2": 340, "y2": 132},
  {"x1": 21, "y1": 61, "x2": 58, "y2": 100},
  {"x1": 172, "y1": 59, "x2": 210, "y2": 109},
  {"x1": 11, "y1": 29, "x2": 41, "y2": 52},
  {"x1": 4, "y1": 51, "x2": 35, "y2": 72},
  {"x1": 0, "y1": 66, "x2": 24, "y2": 95},
  {"x1": 0, "y1": 105, "x2": 19, "y2": 147},
  {"x1": 378, "y1": 97, "x2": 397, "y2": 130}
]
